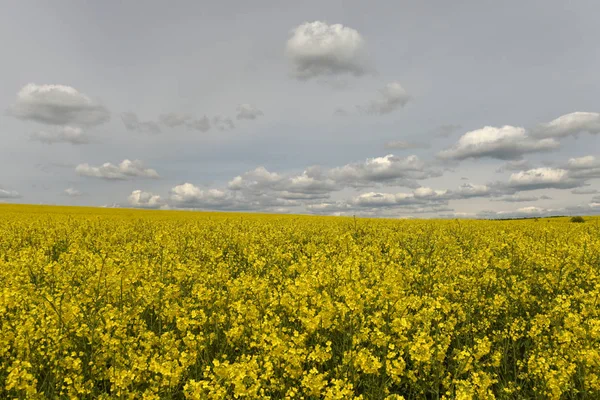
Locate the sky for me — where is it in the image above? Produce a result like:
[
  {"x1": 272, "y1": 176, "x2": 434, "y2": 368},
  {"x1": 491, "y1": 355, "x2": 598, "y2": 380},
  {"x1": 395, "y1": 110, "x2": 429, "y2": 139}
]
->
[{"x1": 1, "y1": 0, "x2": 600, "y2": 218}]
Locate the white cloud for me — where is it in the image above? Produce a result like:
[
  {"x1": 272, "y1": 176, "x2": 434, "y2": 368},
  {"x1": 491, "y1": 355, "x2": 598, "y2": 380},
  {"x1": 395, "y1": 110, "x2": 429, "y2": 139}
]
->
[
  {"x1": 64, "y1": 188, "x2": 82, "y2": 197},
  {"x1": 438, "y1": 125, "x2": 559, "y2": 161},
  {"x1": 169, "y1": 183, "x2": 237, "y2": 208},
  {"x1": 567, "y1": 155, "x2": 599, "y2": 169},
  {"x1": 328, "y1": 154, "x2": 440, "y2": 187},
  {"x1": 121, "y1": 112, "x2": 161, "y2": 134},
  {"x1": 363, "y1": 82, "x2": 411, "y2": 115},
  {"x1": 128, "y1": 190, "x2": 164, "y2": 209},
  {"x1": 286, "y1": 21, "x2": 369, "y2": 80},
  {"x1": 8, "y1": 83, "x2": 109, "y2": 126},
  {"x1": 507, "y1": 167, "x2": 577, "y2": 190},
  {"x1": 228, "y1": 166, "x2": 283, "y2": 191},
  {"x1": 31, "y1": 126, "x2": 90, "y2": 145},
  {"x1": 76, "y1": 159, "x2": 159, "y2": 180},
  {"x1": 533, "y1": 111, "x2": 600, "y2": 138},
  {"x1": 236, "y1": 104, "x2": 263, "y2": 120}
]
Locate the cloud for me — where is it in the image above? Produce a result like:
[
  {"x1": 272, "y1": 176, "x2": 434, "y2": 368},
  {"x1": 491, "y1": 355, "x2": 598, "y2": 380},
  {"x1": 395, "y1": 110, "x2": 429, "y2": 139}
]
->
[
  {"x1": 305, "y1": 201, "x2": 352, "y2": 214},
  {"x1": 438, "y1": 125, "x2": 559, "y2": 161},
  {"x1": 0, "y1": 188, "x2": 21, "y2": 199},
  {"x1": 328, "y1": 154, "x2": 440, "y2": 187},
  {"x1": 30, "y1": 126, "x2": 90, "y2": 145},
  {"x1": 351, "y1": 188, "x2": 448, "y2": 208},
  {"x1": 496, "y1": 159, "x2": 533, "y2": 173},
  {"x1": 564, "y1": 155, "x2": 600, "y2": 180},
  {"x1": 566, "y1": 155, "x2": 600, "y2": 169},
  {"x1": 491, "y1": 194, "x2": 546, "y2": 203},
  {"x1": 187, "y1": 116, "x2": 211, "y2": 132},
  {"x1": 478, "y1": 202, "x2": 600, "y2": 219},
  {"x1": 384, "y1": 140, "x2": 430, "y2": 150},
  {"x1": 437, "y1": 124, "x2": 462, "y2": 137},
  {"x1": 76, "y1": 159, "x2": 159, "y2": 180},
  {"x1": 169, "y1": 183, "x2": 238, "y2": 209},
  {"x1": 228, "y1": 166, "x2": 337, "y2": 196},
  {"x1": 212, "y1": 116, "x2": 235, "y2": 131},
  {"x1": 333, "y1": 108, "x2": 348, "y2": 117},
  {"x1": 227, "y1": 154, "x2": 441, "y2": 209},
  {"x1": 533, "y1": 112, "x2": 600, "y2": 138},
  {"x1": 507, "y1": 167, "x2": 579, "y2": 191},
  {"x1": 452, "y1": 183, "x2": 492, "y2": 199},
  {"x1": 121, "y1": 112, "x2": 161, "y2": 134},
  {"x1": 307, "y1": 182, "x2": 494, "y2": 216},
  {"x1": 8, "y1": 83, "x2": 110, "y2": 126},
  {"x1": 571, "y1": 188, "x2": 598, "y2": 195},
  {"x1": 362, "y1": 82, "x2": 411, "y2": 115},
  {"x1": 158, "y1": 113, "x2": 192, "y2": 127},
  {"x1": 64, "y1": 188, "x2": 82, "y2": 197},
  {"x1": 128, "y1": 190, "x2": 164, "y2": 209},
  {"x1": 236, "y1": 104, "x2": 263, "y2": 120},
  {"x1": 286, "y1": 21, "x2": 369, "y2": 80}
]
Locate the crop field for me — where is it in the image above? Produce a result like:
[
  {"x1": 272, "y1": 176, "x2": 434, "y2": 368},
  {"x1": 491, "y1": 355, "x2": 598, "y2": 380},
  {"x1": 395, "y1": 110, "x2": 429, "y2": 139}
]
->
[{"x1": 0, "y1": 204, "x2": 599, "y2": 399}]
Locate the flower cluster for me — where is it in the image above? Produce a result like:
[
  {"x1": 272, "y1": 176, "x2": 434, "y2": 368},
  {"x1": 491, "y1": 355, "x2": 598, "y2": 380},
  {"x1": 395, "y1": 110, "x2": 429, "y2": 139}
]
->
[{"x1": 0, "y1": 204, "x2": 599, "y2": 399}]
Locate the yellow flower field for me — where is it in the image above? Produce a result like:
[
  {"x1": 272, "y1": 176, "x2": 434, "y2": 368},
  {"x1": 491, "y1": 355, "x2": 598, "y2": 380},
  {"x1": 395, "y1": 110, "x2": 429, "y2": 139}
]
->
[{"x1": 1, "y1": 204, "x2": 599, "y2": 399}]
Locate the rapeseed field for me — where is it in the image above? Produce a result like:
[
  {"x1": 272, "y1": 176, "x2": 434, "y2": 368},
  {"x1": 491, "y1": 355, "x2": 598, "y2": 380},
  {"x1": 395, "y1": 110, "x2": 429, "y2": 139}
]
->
[{"x1": 1, "y1": 204, "x2": 599, "y2": 399}]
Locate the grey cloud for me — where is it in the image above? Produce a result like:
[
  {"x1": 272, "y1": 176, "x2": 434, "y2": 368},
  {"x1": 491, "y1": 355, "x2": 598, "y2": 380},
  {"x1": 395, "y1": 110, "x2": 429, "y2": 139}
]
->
[
  {"x1": 236, "y1": 104, "x2": 263, "y2": 120},
  {"x1": 30, "y1": 126, "x2": 91, "y2": 145},
  {"x1": 121, "y1": 112, "x2": 161, "y2": 134},
  {"x1": 158, "y1": 113, "x2": 193, "y2": 127},
  {"x1": 286, "y1": 21, "x2": 370, "y2": 80},
  {"x1": 0, "y1": 188, "x2": 21, "y2": 199},
  {"x1": 478, "y1": 202, "x2": 600, "y2": 219},
  {"x1": 384, "y1": 140, "x2": 430, "y2": 150},
  {"x1": 212, "y1": 116, "x2": 235, "y2": 131},
  {"x1": 227, "y1": 154, "x2": 442, "y2": 210},
  {"x1": 76, "y1": 159, "x2": 160, "y2": 180},
  {"x1": 438, "y1": 125, "x2": 559, "y2": 161},
  {"x1": 491, "y1": 194, "x2": 545, "y2": 203},
  {"x1": 564, "y1": 156, "x2": 600, "y2": 180},
  {"x1": 437, "y1": 124, "x2": 462, "y2": 137},
  {"x1": 362, "y1": 82, "x2": 411, "y2": 115},
  {"x1": 532, "y1": 112, "x2": 600, "y2": 139},
  {"x1": 8, "y1": 83, "x2": 110, "y2": 126},
  {"x1": 572, "y1": 188, "x2": 598, "y2": 195},
  {"x1": 186, "y1": 116, "x2": 211, "y2": 132},
  {"x1": 496, "y1": 159, "x2": 533, "y2": 173},
  {"x1": 452, "y1": 183, "x2": 493, "y2": 199}
]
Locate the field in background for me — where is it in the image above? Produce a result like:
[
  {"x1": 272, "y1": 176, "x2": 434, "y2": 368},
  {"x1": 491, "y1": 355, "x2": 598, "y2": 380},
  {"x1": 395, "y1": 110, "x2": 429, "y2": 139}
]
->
[{"x1": 1, "y1": 204, "x2": 599, "y2": 399}]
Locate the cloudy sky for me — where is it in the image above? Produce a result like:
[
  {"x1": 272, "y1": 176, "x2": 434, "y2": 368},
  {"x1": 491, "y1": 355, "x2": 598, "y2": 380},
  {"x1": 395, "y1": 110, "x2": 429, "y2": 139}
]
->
[{"x1": 2, "y1": 0, "x2": 600, "y2": 218}]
